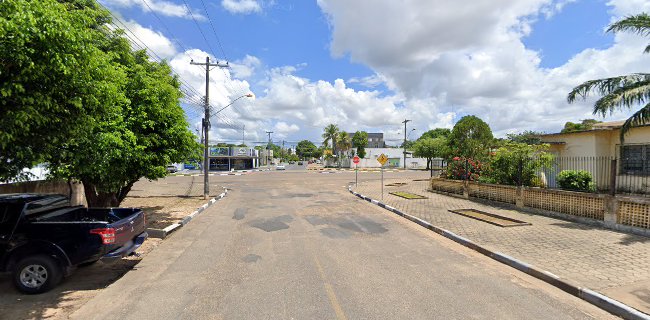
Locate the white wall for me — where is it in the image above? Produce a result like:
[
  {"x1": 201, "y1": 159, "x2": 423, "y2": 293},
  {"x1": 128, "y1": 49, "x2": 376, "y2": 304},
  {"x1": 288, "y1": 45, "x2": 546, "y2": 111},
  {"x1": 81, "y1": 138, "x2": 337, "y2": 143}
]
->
[{"x1": 352, "y1": 148, "x2": 429, "y2": 168}]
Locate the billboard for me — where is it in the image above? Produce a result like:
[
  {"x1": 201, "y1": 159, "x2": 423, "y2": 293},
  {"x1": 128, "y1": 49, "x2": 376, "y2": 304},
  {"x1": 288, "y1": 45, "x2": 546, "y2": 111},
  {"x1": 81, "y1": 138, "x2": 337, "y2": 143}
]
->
[{"x1": 210, "y1": 147, "x2": 229, "y2": 156}]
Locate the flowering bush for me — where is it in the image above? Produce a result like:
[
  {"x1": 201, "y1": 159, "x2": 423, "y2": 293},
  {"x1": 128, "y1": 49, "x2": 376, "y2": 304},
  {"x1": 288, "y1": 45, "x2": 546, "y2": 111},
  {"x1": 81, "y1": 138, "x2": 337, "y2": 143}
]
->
[{"x1": 446, "y1": 157, "x2": 482, "y2": 181}]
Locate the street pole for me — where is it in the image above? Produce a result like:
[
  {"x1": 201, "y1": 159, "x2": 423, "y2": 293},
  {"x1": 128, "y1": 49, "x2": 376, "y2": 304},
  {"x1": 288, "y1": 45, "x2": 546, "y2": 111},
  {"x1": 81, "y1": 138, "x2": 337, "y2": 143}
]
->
[
  {"x1": 191, "y1": 57, "x2": 229, "y2": 200},
  {"x1": 402, "y1": 119, "x2": 411, "y2": 170},
  {"x1": 266, "y1": 131, "x2": 273, "y2": 169},
  {"x1": 242, "y1": 125, "x2": 245, "y2": 146}
]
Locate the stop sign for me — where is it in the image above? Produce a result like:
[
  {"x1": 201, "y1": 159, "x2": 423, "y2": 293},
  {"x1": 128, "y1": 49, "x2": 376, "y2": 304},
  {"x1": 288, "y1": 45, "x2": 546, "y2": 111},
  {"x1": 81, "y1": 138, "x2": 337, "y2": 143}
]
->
[{"x1": 353, "y1": 156, "x2": 360, "y2": 164}]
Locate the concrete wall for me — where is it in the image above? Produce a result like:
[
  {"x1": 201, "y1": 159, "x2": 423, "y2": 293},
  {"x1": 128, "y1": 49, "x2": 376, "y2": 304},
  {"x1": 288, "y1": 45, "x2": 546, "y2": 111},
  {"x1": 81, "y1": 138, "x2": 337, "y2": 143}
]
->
[{"x1": 0, "y1": 180, "x2": 87, "y2": 206}]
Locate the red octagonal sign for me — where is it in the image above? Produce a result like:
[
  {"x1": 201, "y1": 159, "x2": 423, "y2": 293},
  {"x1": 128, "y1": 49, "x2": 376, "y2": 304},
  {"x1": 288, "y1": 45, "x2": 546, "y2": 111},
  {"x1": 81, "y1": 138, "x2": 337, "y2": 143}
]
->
[{"x1": 353, "y1": 156, "x2": 360, "y2": 164}]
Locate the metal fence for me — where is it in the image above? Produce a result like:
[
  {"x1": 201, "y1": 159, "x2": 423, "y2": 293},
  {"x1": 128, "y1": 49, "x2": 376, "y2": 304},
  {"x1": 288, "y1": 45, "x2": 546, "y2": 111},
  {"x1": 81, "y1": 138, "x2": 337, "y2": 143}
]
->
[{"x1": 450, "y1": 156, "x2": 650, "y2": 198}]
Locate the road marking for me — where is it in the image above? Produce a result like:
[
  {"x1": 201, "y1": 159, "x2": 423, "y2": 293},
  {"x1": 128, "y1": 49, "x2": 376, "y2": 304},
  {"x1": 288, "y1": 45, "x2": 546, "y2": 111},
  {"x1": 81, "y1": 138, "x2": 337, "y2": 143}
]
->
[{"x1": 312, "y1": 255, "x2": 348, "y2": 320}]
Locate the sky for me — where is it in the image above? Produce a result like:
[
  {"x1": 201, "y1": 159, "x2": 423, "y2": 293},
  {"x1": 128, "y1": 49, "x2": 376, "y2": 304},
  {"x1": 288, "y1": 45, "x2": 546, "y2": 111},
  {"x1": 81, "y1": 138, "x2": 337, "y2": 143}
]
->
[{"x1": 98, "y1": 0, "x2": 650, "y2": 148}]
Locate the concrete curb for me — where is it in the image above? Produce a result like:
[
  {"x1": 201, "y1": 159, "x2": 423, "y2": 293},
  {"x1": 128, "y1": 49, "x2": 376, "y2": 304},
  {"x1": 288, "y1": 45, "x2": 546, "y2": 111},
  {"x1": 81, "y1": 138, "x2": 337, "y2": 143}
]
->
[
  {"x1": 348, "y1": 186, "x2": 650, "y2": 320},
  {"x1": 146, "y1": 187, "x2": 229, "y2": 239}
]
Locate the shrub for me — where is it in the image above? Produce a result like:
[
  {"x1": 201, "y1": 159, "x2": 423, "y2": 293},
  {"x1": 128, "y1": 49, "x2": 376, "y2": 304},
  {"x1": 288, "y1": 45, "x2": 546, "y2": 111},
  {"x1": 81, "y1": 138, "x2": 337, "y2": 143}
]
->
[
  {"x1": 557, "y1": 170, "x2": 595, "y2": 192},
  {"x1": 446, "y1": 157, "x2": 482, "y2": 181},
  {"x1": 484, "y1": 142, "x2": 553, "y2": 187}
]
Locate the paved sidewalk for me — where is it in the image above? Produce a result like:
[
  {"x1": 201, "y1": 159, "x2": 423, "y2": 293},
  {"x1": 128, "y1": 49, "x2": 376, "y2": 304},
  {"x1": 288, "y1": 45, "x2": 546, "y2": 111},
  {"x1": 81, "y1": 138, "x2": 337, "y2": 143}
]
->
[{"x1": 354, "y1": 178, "x2": 650, "y2": 315}]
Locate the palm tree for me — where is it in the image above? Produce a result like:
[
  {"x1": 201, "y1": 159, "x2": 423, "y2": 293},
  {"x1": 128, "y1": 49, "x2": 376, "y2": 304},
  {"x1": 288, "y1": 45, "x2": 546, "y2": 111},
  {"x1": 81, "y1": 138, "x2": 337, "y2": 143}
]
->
[
  {"x1": 322, "y1": 124, "x2": 339, "y2": 154},
  {"x1": 337, "y1": 131, "x2": 352, "y2": 154},
  {"x1": 568, "y1": 13, "x2": 650, "y2": 141}
]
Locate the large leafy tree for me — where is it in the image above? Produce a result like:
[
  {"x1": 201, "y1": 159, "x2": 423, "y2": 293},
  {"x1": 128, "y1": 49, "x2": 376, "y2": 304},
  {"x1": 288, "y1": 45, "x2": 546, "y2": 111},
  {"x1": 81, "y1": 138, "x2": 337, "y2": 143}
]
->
[
  {"x1": 296, "y1": 140, "x2": 318, "y2": 159},
  {"x1": 2, "y1": 0, "x2": 199, "y2": 206},
  {"x1": 448, "y1": 115, "x2": 494, "y2": 160},
  {"x1": 413, "y1": 137, "x2": 449, "y2": 170},
  {"x1": 568, "y1": 13, "x2": 650, "y2": 140},
  {"x1": 417, "y1": 128, "x2": 451, "y2": 141},
  {"x1": 49, "y1": 35, "x2": 199, "y2": 206},
  {"x1": 351, "y1": 131, "x2": 368, "y2": 158},
  {"x1": 560, "y1": 119, "x2": 601, "y2": 133},
  {"x1": 0, "y1": 0, "x2": 123, "y2": 181},
  {"x1": 506, "y1": 130, "x2": 544, "y2": 145}
]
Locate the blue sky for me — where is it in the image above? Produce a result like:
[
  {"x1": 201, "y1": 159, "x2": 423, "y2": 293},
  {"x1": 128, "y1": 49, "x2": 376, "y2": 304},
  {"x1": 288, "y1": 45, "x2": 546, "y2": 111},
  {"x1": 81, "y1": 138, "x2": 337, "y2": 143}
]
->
[{"x1": 100, "y1": 0, "x2": 650, "y2": 145}]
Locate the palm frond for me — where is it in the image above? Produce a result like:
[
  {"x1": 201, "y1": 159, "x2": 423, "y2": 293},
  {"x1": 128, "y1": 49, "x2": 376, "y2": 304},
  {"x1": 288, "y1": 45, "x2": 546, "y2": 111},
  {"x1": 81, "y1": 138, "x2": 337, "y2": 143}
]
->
[
  {"x1": 607, "y1": 13, "x2": 650, "y2": 37},
  {"x1": 593, "y1": 79, "x2": 650, "y2": 116},
  {"x1": 645, "y1": 44, "x2": 650, "y2": 54},
  {"x1": 567, "y1": 74, "x2": 650, "y2": 103},
  {"x1": 620, "y1": 102, "x2": 650, "y2": 141}
]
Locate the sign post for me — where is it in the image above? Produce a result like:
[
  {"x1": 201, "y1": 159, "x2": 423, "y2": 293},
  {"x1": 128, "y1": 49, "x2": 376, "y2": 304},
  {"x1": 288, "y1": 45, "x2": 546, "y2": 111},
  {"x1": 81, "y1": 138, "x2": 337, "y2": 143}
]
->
[
  {"x1": 353, "y1": 156, "x2": 360, "y2": 187},
  {"x1": 377, "y1": 154, "x2": 388, "y2": 200}
]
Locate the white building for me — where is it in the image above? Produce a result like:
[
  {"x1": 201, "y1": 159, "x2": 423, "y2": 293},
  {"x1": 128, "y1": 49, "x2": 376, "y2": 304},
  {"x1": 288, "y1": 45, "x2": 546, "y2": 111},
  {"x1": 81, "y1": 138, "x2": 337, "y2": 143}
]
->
[{"x1": 350, "y1": 148, "x2": 428, "y2": 168}]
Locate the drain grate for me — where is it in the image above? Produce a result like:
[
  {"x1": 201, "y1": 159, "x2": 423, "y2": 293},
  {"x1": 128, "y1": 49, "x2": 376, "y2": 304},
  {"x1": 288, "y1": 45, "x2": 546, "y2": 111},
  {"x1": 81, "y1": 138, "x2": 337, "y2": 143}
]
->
[
  {"x1": 448, "y1": 209, "x2": 530, "y2": 227},
  {"x1": 390, "y1": 191, "x2": 428, "y2": 199}
]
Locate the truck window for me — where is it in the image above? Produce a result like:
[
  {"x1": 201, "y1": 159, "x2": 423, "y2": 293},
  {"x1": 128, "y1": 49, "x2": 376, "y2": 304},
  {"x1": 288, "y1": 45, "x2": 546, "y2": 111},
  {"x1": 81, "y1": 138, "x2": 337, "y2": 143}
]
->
[{"x1": 24, "y1": 196, "x2": 70, "y2": 216}]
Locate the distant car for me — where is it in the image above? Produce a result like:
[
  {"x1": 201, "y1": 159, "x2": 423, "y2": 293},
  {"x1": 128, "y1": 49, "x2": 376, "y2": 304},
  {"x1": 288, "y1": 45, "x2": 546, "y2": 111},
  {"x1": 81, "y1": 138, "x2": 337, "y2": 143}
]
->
[
  {"x1": 166, "y1": 166, "x2": 177, "y2": 173},
  {"x1": 276, "y1": 165, "x2": 286, "y2": 170},
  {"x1": 315, "y1": 160, "x2": 321, "y2": 164},
  {"x1": 297, "y1": 161, "x2": 303, "y2": 165}
]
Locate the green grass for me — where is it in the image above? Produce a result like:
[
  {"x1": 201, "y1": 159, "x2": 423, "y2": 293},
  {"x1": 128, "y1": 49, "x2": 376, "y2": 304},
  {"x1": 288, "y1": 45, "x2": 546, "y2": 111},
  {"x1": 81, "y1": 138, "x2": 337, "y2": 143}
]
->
[{"x1": 389, "y1": 191, "x2": 428, "y2": 199}]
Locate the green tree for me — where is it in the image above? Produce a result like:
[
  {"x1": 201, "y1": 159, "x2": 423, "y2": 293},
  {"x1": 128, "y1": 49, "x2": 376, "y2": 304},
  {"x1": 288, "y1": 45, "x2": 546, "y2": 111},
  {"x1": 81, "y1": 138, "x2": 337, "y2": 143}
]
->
[
  {"x1": 483, "y1": 142, "x2": 553, "y2": 187},
  {"x1": 48, "y1": 38, "x2": 200, "y2": 206},
  {"x1": 417, "y1": 128, "x2": 451, "y2": 141},
  {"x1": 568, "y1": 13, "x2": 650, "y2": 141},
  {"x1": 560, "y1": 119, "x2": 601, "y2": 133},
  {"x1": 413, "y1": 137, "x2": 449, "y2": 170},
  {"x1": 506, "y1": 130, "x2": 544, "y2": 145},
  {"x1": 296, "y1": 140, "x2": 318, "y2": 159},
  {"x1": 0, "y1": 0, "x2": 123, "y2": 181},
  {"x1": 448, "y1": 115, "x2": 494, "y2": 160},
  {"x1": 351, "y1": 131, "x2": 368, "y2": 158},
  {"x1": 337, "y1": 132, "x2": 352, "y2": 166},
  {"x1": 322, "y1": 124, "x2": 339, "y2": 154}
]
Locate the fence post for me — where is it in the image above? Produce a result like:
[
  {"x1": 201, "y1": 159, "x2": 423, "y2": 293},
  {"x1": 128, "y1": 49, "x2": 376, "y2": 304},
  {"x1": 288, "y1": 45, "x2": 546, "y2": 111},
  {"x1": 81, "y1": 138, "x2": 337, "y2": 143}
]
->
[{"x1": 609, "y1": 159, "x2": 617, "y2": 196}]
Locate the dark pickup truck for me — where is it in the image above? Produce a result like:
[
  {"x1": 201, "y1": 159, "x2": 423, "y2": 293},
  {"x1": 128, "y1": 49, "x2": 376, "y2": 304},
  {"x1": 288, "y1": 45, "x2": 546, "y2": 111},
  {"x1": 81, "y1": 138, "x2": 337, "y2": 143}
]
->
[{"x1": 0, "y1": 194, "x2": 147, "y2": 293}]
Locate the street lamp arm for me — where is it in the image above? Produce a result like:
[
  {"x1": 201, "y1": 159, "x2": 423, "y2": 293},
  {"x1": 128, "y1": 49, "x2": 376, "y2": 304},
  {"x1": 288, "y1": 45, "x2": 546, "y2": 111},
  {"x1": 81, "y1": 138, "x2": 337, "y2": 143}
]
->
[{"x1": 214, "y1": 93, "x2": 254, "y2": 115}]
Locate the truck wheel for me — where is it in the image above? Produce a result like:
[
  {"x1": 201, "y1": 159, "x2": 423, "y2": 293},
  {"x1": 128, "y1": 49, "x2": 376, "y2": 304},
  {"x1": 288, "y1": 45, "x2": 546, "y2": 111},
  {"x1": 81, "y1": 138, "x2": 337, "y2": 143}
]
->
[{"x1": 13, "y1": 255, "x2": 63, "y2": 294}]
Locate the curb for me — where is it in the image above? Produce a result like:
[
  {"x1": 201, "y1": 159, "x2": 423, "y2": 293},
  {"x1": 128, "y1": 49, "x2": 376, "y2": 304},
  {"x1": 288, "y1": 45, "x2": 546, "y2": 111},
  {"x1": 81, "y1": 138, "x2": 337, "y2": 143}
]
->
[
  {"x1": 146, "y1": 188, "x2": 229, "y2": 239},
  {"x1": 348, "y1": 186, "x2": 650, "y2": 320}
]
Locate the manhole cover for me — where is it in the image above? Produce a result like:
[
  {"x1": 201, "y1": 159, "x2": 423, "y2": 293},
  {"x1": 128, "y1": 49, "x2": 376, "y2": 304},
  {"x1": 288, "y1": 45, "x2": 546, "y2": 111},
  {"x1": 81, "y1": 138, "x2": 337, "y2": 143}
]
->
[
  {"x1": 448, "y1": 209, "x2": 530, "y2": 227},
  {"x1": 390, "y1": 191, "x2": 428, "y2": 199}
]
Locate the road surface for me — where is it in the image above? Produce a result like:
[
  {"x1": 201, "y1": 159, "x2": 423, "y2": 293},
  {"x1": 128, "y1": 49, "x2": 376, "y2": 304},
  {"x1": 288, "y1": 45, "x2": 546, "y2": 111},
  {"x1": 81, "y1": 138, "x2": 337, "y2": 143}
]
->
[{"x1": 71, "y1": 170, "x2": 615, "y2": 319}]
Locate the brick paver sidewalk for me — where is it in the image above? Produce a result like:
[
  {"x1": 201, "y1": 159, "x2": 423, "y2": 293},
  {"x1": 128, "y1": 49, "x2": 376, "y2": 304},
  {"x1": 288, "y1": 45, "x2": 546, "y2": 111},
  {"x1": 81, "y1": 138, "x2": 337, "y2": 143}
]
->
[{"x1": 354, "y1": 178, "x2": 650, "y2": 314}]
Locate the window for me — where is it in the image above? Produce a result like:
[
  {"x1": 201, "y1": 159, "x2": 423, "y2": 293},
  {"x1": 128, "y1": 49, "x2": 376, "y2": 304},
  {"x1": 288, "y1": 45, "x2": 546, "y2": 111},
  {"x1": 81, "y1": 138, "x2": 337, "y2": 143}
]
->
[{"x1": 620, "y1": 144, "x2": 650, "y2": 175}]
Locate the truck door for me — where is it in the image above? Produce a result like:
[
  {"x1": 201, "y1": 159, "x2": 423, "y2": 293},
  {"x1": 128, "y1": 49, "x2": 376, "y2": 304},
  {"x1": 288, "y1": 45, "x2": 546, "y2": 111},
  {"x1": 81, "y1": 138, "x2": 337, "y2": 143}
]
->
[{"x1": 0, "y1": 203, "x2": 24, "y2": 244}]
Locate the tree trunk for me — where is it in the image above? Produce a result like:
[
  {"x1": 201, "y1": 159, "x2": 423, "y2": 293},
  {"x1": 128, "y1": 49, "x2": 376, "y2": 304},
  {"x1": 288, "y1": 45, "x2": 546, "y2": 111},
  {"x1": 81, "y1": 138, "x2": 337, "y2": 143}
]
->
[{"x1": 82, "y1": 180, "x2": 133, "y2": 208}]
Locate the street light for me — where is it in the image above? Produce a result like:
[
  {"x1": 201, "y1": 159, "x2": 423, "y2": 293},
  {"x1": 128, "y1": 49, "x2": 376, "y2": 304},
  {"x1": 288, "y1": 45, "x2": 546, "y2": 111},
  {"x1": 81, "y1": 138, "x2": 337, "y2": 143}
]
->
[{"x1": 202, "y1": 93, "x2": 253, "y2": 199}]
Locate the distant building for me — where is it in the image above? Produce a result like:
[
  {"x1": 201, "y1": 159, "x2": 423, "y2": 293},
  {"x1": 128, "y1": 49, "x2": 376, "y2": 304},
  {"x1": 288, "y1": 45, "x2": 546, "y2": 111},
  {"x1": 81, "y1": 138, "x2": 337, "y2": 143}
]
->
[{"x1": 349, "y1": 132, "x2": 386, "y2": 148}]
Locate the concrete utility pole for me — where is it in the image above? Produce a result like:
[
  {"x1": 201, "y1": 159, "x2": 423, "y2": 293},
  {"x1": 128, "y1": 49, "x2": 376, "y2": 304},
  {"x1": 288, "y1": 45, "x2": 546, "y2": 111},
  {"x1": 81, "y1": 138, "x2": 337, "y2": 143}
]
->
[
  {"x1": 402, "y1": 119, "x2": 411, "y2": 169},
  {"x1": 282, "y1": 140, "x2": 285, "y2": 163},
  {"x1": 266, "y1": 131, "x2": 273, "y2": 168},
  {"x1": 242, "y1": 125, "x2": 245, "y2": 146},
  {"x1": 190, "y1": 56, "x2": 229, "y2": 199}
]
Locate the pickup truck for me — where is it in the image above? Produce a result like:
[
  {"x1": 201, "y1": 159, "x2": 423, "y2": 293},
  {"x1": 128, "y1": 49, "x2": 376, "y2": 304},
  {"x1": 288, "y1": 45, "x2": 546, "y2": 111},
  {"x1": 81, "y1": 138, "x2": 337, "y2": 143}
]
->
[{"x1": 0, "y1": 194, "x2": 147, "y2": 293}]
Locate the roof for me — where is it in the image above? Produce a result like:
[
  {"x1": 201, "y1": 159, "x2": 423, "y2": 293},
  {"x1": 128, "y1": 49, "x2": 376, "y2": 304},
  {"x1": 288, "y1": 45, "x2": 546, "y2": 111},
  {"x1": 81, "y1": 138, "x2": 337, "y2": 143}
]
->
[{"x1": 541, "y1": 120, "x2": 649, "y2": 137}]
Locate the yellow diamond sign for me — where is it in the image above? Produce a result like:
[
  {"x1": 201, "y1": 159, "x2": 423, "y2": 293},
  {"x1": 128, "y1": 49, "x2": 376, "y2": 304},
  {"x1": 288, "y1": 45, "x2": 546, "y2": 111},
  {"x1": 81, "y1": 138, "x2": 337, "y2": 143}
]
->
[{"x1": 377, "y1": 153, "x2": 388, "y2": 166}]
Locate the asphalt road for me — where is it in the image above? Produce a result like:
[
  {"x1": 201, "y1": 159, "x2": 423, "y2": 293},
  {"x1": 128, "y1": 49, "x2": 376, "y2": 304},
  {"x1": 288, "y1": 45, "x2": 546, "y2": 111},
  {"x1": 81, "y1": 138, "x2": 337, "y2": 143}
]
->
[{"x1": 71, "y1": 170, "x2": 615, "y2": 319}]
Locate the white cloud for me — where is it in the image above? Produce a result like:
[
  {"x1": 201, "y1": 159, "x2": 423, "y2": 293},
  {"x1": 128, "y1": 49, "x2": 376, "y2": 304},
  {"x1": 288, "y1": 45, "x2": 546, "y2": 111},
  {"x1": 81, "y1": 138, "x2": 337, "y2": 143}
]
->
[
  {"x1": 221, "y1": 0, "x2": 262, "y2": 14},
  {"x1": 100, "y1": 0, "x2": 206, "y2": 20},
  {"x1": 123, "y1": 20, "x2": 177, "y2": 58},
  {"x1": 317, "y1": 0, "x2": 650, "y2": 136},
  {"x1": 274, "y1": 122, "x2": 300, "y2": 137}
]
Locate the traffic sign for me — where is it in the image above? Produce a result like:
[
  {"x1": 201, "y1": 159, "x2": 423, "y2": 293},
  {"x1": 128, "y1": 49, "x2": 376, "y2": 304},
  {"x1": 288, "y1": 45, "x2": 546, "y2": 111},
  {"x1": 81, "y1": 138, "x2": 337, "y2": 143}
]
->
[
  {"x1": 377, "y1": 154, "x2": 388, "y2": 166},
  {"x1": 353, "y1": 156, "x2": 360, "y2": 164}
]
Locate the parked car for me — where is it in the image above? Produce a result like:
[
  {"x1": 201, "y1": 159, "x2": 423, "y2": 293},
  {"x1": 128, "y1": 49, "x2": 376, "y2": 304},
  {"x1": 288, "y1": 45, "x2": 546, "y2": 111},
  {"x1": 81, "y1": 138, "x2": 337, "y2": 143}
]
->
[
  {"x1": 276, "y1": 165, "x2": 286, "y2": 170},
  {"x1": 297, "y1": 161, "x2": 303, "y2": 165},
  {"x1": 0, "y1": 194, "x2": 147, "y2": 294},
  {"x1": 166, "y1": 165, "x2": 178, "y2": 173}
]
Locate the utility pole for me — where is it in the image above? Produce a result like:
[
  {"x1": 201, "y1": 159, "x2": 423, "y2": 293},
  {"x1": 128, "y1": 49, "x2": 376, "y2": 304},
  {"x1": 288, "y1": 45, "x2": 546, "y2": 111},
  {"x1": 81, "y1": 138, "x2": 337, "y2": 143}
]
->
[
  {"x1": 190, "y1": 56, "x2": 229, "y2": 199},
  {"x1": 242, "y1": 125, "x2": 245, "y2": 146},
  {"x1": 402, "y1": 119, "x2": 411, "y2": 170},
  {"x1": 282, "y1": 140, "x2": 285, "y2": 163},
  {"x1": 266, "y1": 131, "x2": 273, "y2": 169}
]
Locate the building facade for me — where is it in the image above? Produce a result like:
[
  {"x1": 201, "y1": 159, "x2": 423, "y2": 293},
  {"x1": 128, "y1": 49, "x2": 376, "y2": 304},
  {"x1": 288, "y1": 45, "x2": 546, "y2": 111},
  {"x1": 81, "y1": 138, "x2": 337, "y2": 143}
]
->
[
  {"x1": 184, "y1": 147, "x2": 260, "y2": 171},
  {"x1": 349, "y1": 132, "x2": 386, "y2": 148}
]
